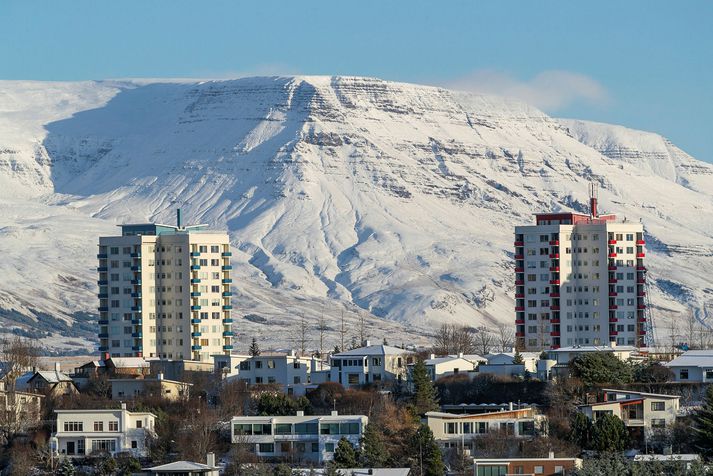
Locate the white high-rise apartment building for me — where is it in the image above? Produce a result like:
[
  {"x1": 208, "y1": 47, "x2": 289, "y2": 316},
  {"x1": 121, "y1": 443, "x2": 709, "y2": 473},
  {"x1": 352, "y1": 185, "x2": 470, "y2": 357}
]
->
[
  {"x1": 98, "y1": 211, "x2": 233, "y2": 362},
  {"x1": 514, "y1": 191, "x2": 647, "y2": 351}
]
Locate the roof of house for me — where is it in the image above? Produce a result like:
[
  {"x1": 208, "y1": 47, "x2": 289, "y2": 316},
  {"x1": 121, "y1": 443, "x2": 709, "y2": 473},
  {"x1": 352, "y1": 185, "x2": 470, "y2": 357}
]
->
[
  {"x1": 293, "y1": 469, "x2": 410, "y2": 476},
  {"x1": 485, "y1": 352, "x2": 540, "y2": 362},
  {"x1": 144, "y1": 461, "x2": 218, "y2": 471},
  {"x1": 633, "y1": 454, "x2": 700, "y2": 463},
  {"x1": 108, "y1": 357, "x2": 150, "y2": 368},
  {"x1": 425, "y1": 408, "x2": 537, "y2": 420},
  {"x1": 664, "y1": 351, "x2": 713, "y2": 368},
  {"x1": 334, "y1": 345, "x2": 414, "y2": 357},
  {"x1": 109, "y1": 377, "x2": 192, "y2": 386},
  {"x1": 424, "y1": 356, "x2": 477, "y2": 366},
  {"x1": 550, "y1": 345, "x2": 637, "y2": 353},
  {"x1": 28, "y1": 370, "x2": 73, "y2": 384},
  {"x1": 601, "y1": 388, "x2": 681, "y2": 400},
  {"x1": 231, "y1": 413, "x2": 366, "y2": 423},
  {"x1": 55, "y1": 408, "x2": 157, "y2": 417}
]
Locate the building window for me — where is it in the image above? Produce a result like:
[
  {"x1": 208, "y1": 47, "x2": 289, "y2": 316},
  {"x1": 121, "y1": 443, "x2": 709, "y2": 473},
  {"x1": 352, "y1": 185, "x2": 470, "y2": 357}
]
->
[
  {"x1": 91, "y1": 439, "x2": 116, "y2": 454},
  {"x1": 108, "y1": 421, "x2": 118, "y2": 431},
  {"x1": 136, "y1": 420, "x2": 142, "y2": 429},
  {"x1": 651, "y1": 419, "x2": 666, "y2": 428},
  {"x1": 325, "y1": 443, "x2": 335, "y2": 452},
  {"x1": 651, "y1": 402, "x2": 665, "y2": 411},
  {"x1": 534, "y1": 466, "x2": 544, "y2": 474},
  {"x1": 258, "y1": 443, "x2": 274, "y2": 453},
  {"x1": 93, "y1": 421, "x2": 103, "y2": 431},
  {"x1": 63, "y1": 422, "x2": 83, "y2": 432},
  {"x1": 131, "y1": 440, "x2": 138, "y2": 448},
  {"x1": 680, "y1": 369, "x2": 689, "y2": 380},
  {"x1": 267, "y1": 360, "x2": 275, "y2": 369}
]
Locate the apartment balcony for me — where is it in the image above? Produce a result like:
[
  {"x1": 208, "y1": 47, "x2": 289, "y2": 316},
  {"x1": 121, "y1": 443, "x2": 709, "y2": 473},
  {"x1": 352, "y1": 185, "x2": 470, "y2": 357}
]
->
[
  {"x1": 549, "y1": 279, "x2": 560, "y2": 285},
  {"x1": 223, "y1": 330, "x2": 234, "y2": 337},
  {"x1": 190, "y1": 265, "x2": 201, "y2": 270},
  {"x1": 222, "y1": 278, "x2": 233, "y2": 284},
  {"x1": 638, "y1": 329, "x2": 647, "y2": 335},
  {"x1": 131, "y1": 319, "x2": 142, "y2": 326},
  {"x1": 130, "y1": 252, "x2": 141, "y2": 258},
  {"x1": 98, "y1": 333, "x2": 109, "y2": 339},
  {"x1": 132, "y1": 346, "x2": 142, "y2": 352},
  {"x1": 191, "y1": 318, "x2": 201, "y2": 324},
  {"x1": 223, "y1": 305, "x2": 233, "y2": 310},
  {"x1": 97, "y1": 253, "x2": 108, "y2": 259},
  {"x1": 130, "y1": 265, "x2": 141, "y2": 271},
  {"x1": 222, "y1": 291, "x2": 233, "y2": 297},
  {"x1": 222, "y1": 251, "x2": 232, "y2": 257},
  {"x1": 191, "y1": 345, "x2": 202, "y2": 351},
  {"x1": 608, "y1": 265, "x2": 617, "y2": 271},
  {"x1": 97, "y1": 280, "x2": 108, "y2": 286},
  {"x1": 515, "y1": 319, "x2": 525, "y2": 325},
  {"x1": 131, "y1": 279, "x2": 142, "y2": 285},
  {"x1": 550, "y1": 331, "x2": 560, "y2": 337},
  {"x1": 97, "y1": 292, "x2": 108, "y2": 299},
  {"x1": 636, "y1": 252, "x2": 645, "y2": 258},
  {"x1": 515, "y1": 332, "x2": 525, "y2": 337},
  {"x1": 637, "y1": 304, "x2": 647, "y2": 310},
  {"x1": 98, "y1": 319, "x2": 109, "y2": 326},
  {"x1": 549, "y1": 266, "x2": 559, "y2": 272},
  {"x1": 515, "y1": 280, "x2": 524, "y2": 285},
  {"x1": 638, "y1": 316, "x2": 647, "y2": 323},
  {"x1": 608, "y1": 239, "x2": 617, "y2": 245},
  {"x1": 549, "y1": 240, "x2": 560, "y2": 246},
  {"x1": 623, "y1": 418, "x2": 645, "y2": 427},
  {"x1": 515, "y1": 306, "x2": 525, "y2": 312},
  {"x1": 131, "y1": 292, "x2": 141, "y2": 298},
  {"x1": 191, "y1": 305, "x2": 201, "y2": 311},
  {"x1": 222, "y1": 265, "x2": 233, "y2": 271},
  {"x1": 549, "y1": 292, "x2": 560, "y2": 298},
  {"x1": 130, "y1": 305, "x2": 141, "y2": 311},
  {"x1": 637, "y1": 278, "x2": 646, "y2": 284},
  {"x1": 637, "y1": 291, "x2": 646, "y2": 297},
  {"x1": 609, "y1": 331, "x2": 619, "y2": 336},
  {"x1": 98, "y1": 306, "x2": 109, "y2": 312},
  {"x1": 550, "y1": 306, "x2": 560, "y2": 311},
  {"x1": 514, "y1": 241, "x2": 524, "y2": 247},
  {"x1": 191, "y1": 278, "x2": 201, "y2": 284},
  {"x1": 97, "y1": 266, "x2": 108, "y2": 272},
  {"x1": 132, "y1": 332, "x2": 142, "y2": 338},
  {"x1": 190, "y1": 292, "x2": 202, "y2": 297},
  {"x1": 223, "y1": 345, "x2": 234, "y2": 351},
  {"x1": 190, "y1": 251, "x2": 201, "y2": 257},
  {"x1": 608, "y1": 278, "x2": 618, "y2": 283},
  {"x1": 636, "y1": 265, "x2": 647, "y2": 271},
  {"x1": 514, "y1": 254, "x2": 524, "y2": 260},
  {"x1": 609, "y1": 317, "x2": 618, "y2": 323},
  {"x1": 609, "y1": 305, "x2": 618, "y2": 310},
  {"x1": 636, "y1": 240, "x2": 645, "y2": 245},
  {"x1": 550, "y1": 318, "x2": 560, "y2": 324},
  {"x1": 223, "y1": 318, "x2": 233, "y2": 324},
  {"x1": 98, "y1": 345, "x2": 109, "y2": 352},
  {"x1": 608, "y1": 252, "x2": 617, "y2": 258},
  {"x1": 549, "y1": 253, "x2": 559, "y2": 259},
  {"x1": 191, "y1": 331, "x2": 202, "y2": 337},
  {"x1": 514, "y1": 266, "x2": 526, "y2": 272}
]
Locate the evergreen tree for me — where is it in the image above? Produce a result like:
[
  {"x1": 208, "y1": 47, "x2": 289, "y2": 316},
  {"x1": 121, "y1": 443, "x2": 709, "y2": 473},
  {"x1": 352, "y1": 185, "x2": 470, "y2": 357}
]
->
[
  {"x1": 273, "y1": 463, "x2": 293, "y2": 476},
  {"x1": 333, "y1": 437, "x2": 358, "y2": 468},
  {"x1": 411, "y1": 359, "x2": 439, "y2": 415},
  {"x1": 569, "y1": 353, "x2": 633, "y2": 386},
  {"x1": 323, "y1": 462, "x2": 344, "y2": 476},
  {"x1": 694, "y1": 385, "x2": 713, "y2": 457},
  {"x1": 592, "y1": 413, "x2": 629, "y2": 453},
  {"x1": 56, "y1": 458, "x2": 76, "y2": 476},
  {"x1": 333, "y1": 345, "x2": 341, "y2": 354},
  {"x1": 360, "y1": 422, "x2": 388, "y2": 467},
  {"x1": 512, "y1": 350, "x2": 524, "y2": 364},
  {"x1": 411, "y1": 424, "x2": 445, "y2": 476},
  {"x1": 249, "y1": 337, "x2": 261, "y2": 357},
  {"x1": 569, "y1": 412, "x2": 593, "y2": 450}
]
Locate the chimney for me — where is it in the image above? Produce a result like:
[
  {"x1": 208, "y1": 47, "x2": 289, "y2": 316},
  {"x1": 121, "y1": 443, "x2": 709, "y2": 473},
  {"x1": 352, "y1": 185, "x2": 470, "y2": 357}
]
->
[
  {"x1": 458, "y1": 352, "x2": 463, "y2": 358},
  {"x1": 206, "y1": 452, "x2": 216, "y2": 467},
  {"x1": 289, "y1": 349, "x2": 296, "y2": 357},
  {"x1": 176, "y1": 208, "x2": 182, "y2": 228},
  {"x1": 331, "y1": 410, "x2": 338, "y2": 416},
  {"x1": 157, "y1": 372, "x2": 164, "y2": 381},
  {"x1": 102, "y1": 352, "x2": 110, "y2": 362},
  {"x1": 429, "y1": 354, "x2": 435, "y2": 360},
  {"x1": 610, "y1": 341, "x2": 617, "y2": 348},
  {"x1": 548, "y1": 451, "x2": 555, "y2": 459},
  {"x1": 296, "y1": 410, "x2": 304, "y2": 417},
  {"x1": 121, "y1": 402, "x2": 127, "y2": 410},
  {"x1": 54, "y1": 362, "x2": 61, "y2": 372},
  {"x1": 589, "y1": 183, "x2": 598, "y2": 218},
  {"x1": 509, "y1": 402, "x2": 514, "y2": 411},
  {"x1": 365, "y1": 340, "x2": 371, "y2": 347}
]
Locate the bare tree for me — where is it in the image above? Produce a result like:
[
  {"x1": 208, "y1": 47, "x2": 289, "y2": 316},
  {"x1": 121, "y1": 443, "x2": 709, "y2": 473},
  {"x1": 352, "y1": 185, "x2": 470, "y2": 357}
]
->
[
  {"x1": 316, "y1": 313, "x2": 328, "y2": 358},
  {"x1": 0, "y1": 336, "x2": 39, "y2": 391},
  {"x1": 297, "y1": 314, "x2": 309, "y2": 356},
  {"x1": 339, "y1": 310, "x2": 347, "y2": 352},
  {"x1": 495, "y1": 323, "x2": 515, "y2": 352},
  {"x1": 358, "y1": 313, "x2": 368, "y2": 346},
  {"x1": 473, "y1": 327, "x2": 495, "y2": 356},
  {"x1": 432, "y1": 323, "x2": 476, "y2": 355}
]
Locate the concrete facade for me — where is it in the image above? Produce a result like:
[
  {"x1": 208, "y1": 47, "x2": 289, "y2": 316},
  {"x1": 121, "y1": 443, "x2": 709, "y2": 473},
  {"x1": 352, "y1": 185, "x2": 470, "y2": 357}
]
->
[{"x1": 329, "y1": 343, "x2": 415, "y2": 388}]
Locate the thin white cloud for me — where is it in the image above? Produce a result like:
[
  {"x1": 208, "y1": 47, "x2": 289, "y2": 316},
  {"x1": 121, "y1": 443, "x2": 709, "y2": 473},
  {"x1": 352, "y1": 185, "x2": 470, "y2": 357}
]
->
[{"x1": 443, "y1": 70, "x2": 610, "y2": 112}]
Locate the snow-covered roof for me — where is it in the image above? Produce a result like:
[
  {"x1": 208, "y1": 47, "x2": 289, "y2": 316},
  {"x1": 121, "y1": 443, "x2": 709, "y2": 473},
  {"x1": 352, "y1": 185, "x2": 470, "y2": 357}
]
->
[
  {"x1": 334, "y1": 345, "x2": 414, "y2": 357},
  {"x1": 424, "y1": 356, "x2": 475, "y2": 365},
  {"x1": 30, "y1": 370, "x2": 73, "y2": 383},
  {"x1": 633, "y1": 454, "x2": 699, "y2": 463},
  {"x1": 144, "y1": 460, "x2": 218, "y2": 471},
  {"x1": 664, "y1": 351, "x2": 713, "y2": 368},
  {"x1": 293, "y1": 469, "x2": 410, "y2": 476},
  {"x1": 109, "y1": 357, "x2": 150, "y2": 368}
]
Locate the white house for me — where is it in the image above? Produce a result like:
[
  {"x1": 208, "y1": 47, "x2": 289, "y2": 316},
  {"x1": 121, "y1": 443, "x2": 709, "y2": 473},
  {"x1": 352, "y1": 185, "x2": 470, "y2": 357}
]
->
[
  {"x1": 217, "y1": 351, "x2": 329, "y2": 395},
  {"x1": 426, "y1": 406, "x2": 547, "y2": 450},
  {"x1": 664, "y1": 350, "x2": 713, "y2": 382},
  {"x1": 476, "y1": 352, "x2": 540, "y2": 377},
  {"x1": 143, "y1": 453, "x2": 220, "y2": 476},
  {"x1": 230, "y1": 411, "x2": 367, "y2": 463},
  {"x1": 417, "y1": 354, "x2": 483, "y2": 381},
  {"x1": 545, "y1": 344, "x2": 640, "y2": 379},
  {"x1": 577, "y1": 389, "x2": 680, "y2": 443},
  {"x1": 329, "y1": 343, "x2": 415, "y2": 388},
  {"x1": 53, "y1": 403, "x2": 155, "y2": 458}
]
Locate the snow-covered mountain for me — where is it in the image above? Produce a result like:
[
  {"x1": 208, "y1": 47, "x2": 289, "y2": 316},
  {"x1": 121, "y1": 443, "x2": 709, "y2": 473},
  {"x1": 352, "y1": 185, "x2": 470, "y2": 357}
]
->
[{"x1": 1, "y1": 76, "x2": 712, "y2": 352}]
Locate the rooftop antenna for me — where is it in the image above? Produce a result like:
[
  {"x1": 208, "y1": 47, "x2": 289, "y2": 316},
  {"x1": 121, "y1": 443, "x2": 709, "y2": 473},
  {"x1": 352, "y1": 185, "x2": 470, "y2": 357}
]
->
[
  {"x1": 589, "y1": 183, "x2": 598, "y2": 219},
  {"x1": 176, "y1": 208, "x2": 182, "y2": 229}
]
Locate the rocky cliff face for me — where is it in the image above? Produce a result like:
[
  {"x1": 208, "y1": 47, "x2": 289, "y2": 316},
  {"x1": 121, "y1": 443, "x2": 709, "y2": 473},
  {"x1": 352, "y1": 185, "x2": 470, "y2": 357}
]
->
[{"x1": 1, "y1": 76, "x2": 712, "y2": 352}]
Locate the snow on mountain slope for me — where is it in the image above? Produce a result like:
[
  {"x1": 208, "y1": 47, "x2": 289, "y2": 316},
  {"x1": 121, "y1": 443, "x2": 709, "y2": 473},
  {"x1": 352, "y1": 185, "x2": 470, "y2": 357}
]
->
[{"x1": 1, "y1": 76, "x2": 712, "y2": 352}]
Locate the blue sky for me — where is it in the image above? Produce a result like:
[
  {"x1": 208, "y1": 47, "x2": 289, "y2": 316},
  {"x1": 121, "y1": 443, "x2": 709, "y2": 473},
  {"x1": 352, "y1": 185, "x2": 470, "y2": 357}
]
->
[{"x1": 2, "y1": 0, "x2": 711, "y2": 161}]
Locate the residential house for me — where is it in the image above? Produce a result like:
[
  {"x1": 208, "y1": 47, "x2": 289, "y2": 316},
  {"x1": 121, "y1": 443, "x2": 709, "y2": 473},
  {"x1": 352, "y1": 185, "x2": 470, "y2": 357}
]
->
[
  {"x1": 293, "y1": 470, "x2": 411, "y2": 476},
  {"x1": 230, "y1": 411, "x2": 367, "y2": 463},
  {"x1": 0, "y1": 380, "x2": 44, "y2": 433},
  {"x1": 25, "y1": 363, "x2": 78, "y2": 397},
  {"x1": 664, "y1": 350, "x2": 713, "y2": 382},
  {"x1": 52, "y1": 403, "x2": 155, "y2": 457},
  {"x1": 577, "y1": 389, "x2": 680, "y2": 444},
  {"x1": 149, "y1": 359, "x2": 214, "y2": 381},
  {"x1": 546, "y1": 344, "x2": 639, "y2": 379},
  {"x1": 221, "y1": 351, "x2": 329, "y2": 395},
  {"x1": 473, "y1": 455, "x2": 581, "y2": 476},
  {"x1": 142, "y1": 453, "x2": 219, "y2": 476},
  {"x1": 476, "y1": 352, "x2": 540, "y2": 378},
  {"x1": 426, "y1": 406, "x2": 547, "y2": 450},
  {"x1": 110, "y1": 373, "x2": 192, "y2": 401},
  {"x1": 329, "y1": 343, "x2": 415, "y2": 388},
  {"x1": 418, "y1": 354, "x2": 482, "y2": 382}
]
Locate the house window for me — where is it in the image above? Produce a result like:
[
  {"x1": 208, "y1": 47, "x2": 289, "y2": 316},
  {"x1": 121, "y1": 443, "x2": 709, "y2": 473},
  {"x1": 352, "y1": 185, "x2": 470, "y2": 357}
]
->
[
  {"x1": 446, "y1": 422, "x2": 458, "y2": 434},
  {"x1": 706, "y1": 370, "x2": 713, "y2": 380},
  {"x1": 325, "y1": 443, "x2": 335, "y2": 452},
  {"x1": 63, "y1": 422, "x2": 83, "y2": 432},
  {"x1": 651, "y1": 402, "x2": 665, "y2": 411},
  {"x1": 131, "y1": 440, "x2": 138, "y2": 449},
  {"x1": 258, "y1": 443, "x2": 274, "y2": 453},
  {"x1": 91, "y1": 439, "x2": 116, "y2": 454},
  {"x1": 680, "y1": 369, "x2": 689, "y2": 380},
  {"x1": 651, "y1": 419, "x2": 666, "y2": 428},
  {"x1": 93, "y1": 421, "x2": 103, "y2": 431},
  {"x1": 267, "y1": 360, "x2": 275, "y2": 369},
  {"x1": 311, "y1": 442, "x2": 319, "y2": 453},
  {"x1": 136, "y1": 420, "x2": 142, "y2": 428},
  {"x1": 293, "y1": 361, "x2": 301, "y2": 369},
  {"x1": 108, "y1": 421, "x2": 118, "y2": 431},
  {"x1": 534, "y1": 466, "x2": 544, "y2": 474}
]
